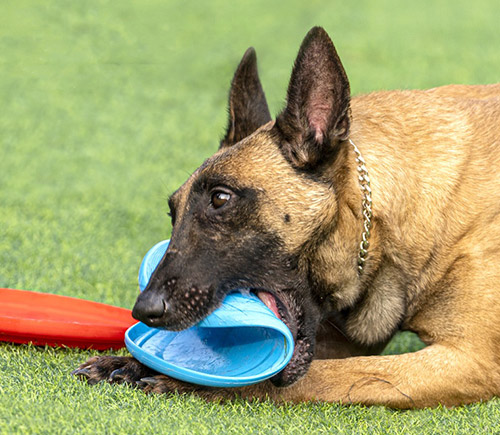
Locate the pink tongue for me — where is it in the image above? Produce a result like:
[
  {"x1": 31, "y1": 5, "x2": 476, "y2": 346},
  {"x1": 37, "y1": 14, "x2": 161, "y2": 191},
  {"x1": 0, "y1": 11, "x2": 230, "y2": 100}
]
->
[{"x1": 256, "y1": 291, "x2": 280, "y2": 318}]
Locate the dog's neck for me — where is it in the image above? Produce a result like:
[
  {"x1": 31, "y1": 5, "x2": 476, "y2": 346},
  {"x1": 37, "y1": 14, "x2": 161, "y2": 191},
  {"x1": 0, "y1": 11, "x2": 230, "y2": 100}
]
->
[
  {"x1": 306, "y1": 138, "x2": 378, "y2": 309},
  {"x1": 309, "y1": 139, "x2": 405, "y2": 346}
]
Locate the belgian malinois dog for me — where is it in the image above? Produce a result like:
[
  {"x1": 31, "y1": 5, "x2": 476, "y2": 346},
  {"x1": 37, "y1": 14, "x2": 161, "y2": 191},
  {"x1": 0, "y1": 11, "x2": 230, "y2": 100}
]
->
[{"x1": 73, "y1": 27, "x2": 500, "y2": 408}]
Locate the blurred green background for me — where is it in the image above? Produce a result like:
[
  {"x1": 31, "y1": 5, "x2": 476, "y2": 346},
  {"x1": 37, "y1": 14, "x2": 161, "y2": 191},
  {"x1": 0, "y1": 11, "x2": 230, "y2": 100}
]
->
[{"x1": 1, "y1": 1, "x2": 499, "y2": 433}]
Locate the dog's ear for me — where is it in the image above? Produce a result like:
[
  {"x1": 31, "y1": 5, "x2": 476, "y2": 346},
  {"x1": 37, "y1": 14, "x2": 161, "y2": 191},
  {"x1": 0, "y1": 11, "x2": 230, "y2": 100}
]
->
[
  {"x1": 275, "y1": 27, "x2": 350, "y2": 169},
  {"x1": 220, "y1": 47, "x2": 272, "y2": 149}
]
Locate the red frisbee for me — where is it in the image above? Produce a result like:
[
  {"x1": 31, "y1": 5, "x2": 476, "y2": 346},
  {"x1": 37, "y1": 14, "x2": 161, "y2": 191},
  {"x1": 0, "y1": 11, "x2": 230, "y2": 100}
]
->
[{"x1": 0, "y1": 288, "x2": 137, "y2": 349}]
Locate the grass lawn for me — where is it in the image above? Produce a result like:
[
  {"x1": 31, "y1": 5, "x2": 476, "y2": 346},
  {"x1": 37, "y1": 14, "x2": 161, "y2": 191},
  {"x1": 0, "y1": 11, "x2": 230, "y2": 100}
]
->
[{"x1": 1, "y1": 0, "x2": 499, "y2": 433}]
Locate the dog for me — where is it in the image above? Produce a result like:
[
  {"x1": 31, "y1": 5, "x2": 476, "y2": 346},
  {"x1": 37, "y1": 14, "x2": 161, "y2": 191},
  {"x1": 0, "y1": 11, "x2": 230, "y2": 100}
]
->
[{"x1": 73, "y1": 27, "x2": 500, "y2": 408}]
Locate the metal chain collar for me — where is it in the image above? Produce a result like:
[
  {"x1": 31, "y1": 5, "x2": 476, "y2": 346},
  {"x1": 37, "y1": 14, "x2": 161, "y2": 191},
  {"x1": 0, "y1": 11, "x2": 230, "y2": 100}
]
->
[{"x1": 349, "y1": 139, "x2": 372, "y2": 275}]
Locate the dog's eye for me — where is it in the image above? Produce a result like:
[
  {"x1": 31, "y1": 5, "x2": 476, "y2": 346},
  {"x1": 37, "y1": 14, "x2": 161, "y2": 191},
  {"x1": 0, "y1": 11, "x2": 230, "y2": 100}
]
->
[{"x1": 211, "y1": 191, "x2": 231, "y2": 209}]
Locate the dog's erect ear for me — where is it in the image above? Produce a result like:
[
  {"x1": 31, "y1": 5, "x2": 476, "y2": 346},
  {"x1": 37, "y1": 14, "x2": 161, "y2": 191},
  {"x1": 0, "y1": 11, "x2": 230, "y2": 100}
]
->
[
  {"x1": 220, "y1": 47, "x2": 272, "y2": 149},
  {"x1": 275, "y1": 27, "x2": 350, "y2": 169}
]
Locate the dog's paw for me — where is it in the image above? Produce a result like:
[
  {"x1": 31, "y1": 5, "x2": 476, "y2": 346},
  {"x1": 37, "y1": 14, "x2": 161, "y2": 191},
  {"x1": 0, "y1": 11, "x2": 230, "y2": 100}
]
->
[
  {"x1": 71, "y1": 356, "x2": 156, "y2": 386},
  {"x1": 71, "y1": 356, "x2": 197, "y2": 395}
]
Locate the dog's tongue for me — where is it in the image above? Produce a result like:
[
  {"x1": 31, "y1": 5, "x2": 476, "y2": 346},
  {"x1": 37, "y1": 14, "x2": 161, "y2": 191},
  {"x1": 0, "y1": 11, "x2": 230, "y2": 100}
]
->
[{"x1": 256, "y1": 291, "x2": 280, "y2": 318}]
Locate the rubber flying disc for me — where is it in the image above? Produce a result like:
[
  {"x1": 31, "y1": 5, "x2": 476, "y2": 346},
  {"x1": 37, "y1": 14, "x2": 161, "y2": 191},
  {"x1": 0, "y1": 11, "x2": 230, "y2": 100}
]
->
[
  {"x1": 0, "y1": 288, "x2": 136, "y2": 349},
  {"x1": 125, "y1": 292, "x2": 294, "y2": 387},
  {"x1": 126, "y1": 240, "x2": 294, "y2": 387}
]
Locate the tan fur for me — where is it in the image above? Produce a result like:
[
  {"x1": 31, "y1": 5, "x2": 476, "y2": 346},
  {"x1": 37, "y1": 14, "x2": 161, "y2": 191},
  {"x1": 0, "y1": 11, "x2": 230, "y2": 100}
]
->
[
  {"x1": 179, "y1": 84, "x2": 500, "y2": 408},
  {"x1": 297, "y1": 85, "x2": 499, "y2": 407}
]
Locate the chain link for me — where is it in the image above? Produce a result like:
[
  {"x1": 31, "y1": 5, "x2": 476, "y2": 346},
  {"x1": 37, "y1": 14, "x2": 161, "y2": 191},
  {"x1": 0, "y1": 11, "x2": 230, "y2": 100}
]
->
[{"x1": 349, "y1": 139, "x2": 372, "y2": 274}]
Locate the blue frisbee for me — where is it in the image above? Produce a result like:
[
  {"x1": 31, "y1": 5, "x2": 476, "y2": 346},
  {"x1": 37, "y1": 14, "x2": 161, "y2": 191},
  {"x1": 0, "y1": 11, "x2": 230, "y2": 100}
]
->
[
  {"x1": 138, "y1": 239, "x2": 170, "y2": 292},
  {"x1": 125, "y1": 240, "x2": 294, "y2": 387}
]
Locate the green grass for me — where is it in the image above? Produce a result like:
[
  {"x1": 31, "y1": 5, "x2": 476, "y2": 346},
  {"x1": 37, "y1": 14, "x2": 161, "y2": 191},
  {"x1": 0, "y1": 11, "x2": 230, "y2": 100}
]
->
[{"x1": 1, "y1": 0, "x2": 499, "y2": 433}]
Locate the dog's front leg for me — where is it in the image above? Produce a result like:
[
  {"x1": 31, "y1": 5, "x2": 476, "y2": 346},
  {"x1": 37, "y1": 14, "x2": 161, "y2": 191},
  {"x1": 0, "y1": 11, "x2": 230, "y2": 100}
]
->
[
  {"x1": 72, "y1": 355, "x2": 272, "y2": 398},
  {"x1": 171, "y1": 342, "x2": 491, "y2": 407},
  {"x1": 73, "y1": 343, "x2": 496, "y2": 408},
  {"x1": 72, "y1": 355, "x2": 281, "y2": 399},
  {"x1": 258, "y1": 343, "x2": 497, "y2": 408},
  {"x1": 141, "y1": 343, "x2": 497, "y2": 408}
]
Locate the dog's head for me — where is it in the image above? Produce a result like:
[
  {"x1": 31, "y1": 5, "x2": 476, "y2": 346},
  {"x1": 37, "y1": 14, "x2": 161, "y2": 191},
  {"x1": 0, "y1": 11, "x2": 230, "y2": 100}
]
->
[{"x1": 133, "y1": 27, "x2": 355, "y2": 386}]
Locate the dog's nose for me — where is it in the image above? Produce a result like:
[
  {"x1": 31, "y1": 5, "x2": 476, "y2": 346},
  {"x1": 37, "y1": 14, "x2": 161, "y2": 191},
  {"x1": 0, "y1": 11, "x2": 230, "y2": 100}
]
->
[{"x1": 132, "y1": 291, "x2": 167, "y2": 326}]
